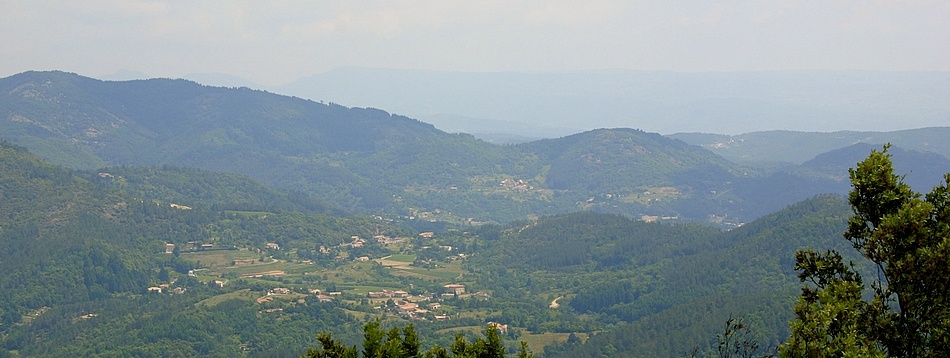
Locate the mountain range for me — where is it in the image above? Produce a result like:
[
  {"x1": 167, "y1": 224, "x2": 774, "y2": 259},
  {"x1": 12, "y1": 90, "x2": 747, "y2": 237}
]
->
[
  {"x1": 670, "y1": 128, "x2": 950, "y2": 165},
  {"x1": 0, "y1": 140, "x2": 868, "y2": 356},
  {"x1": 101, "y1": 68, "x2": 950, "y2": 140},
  {"x1": 2, "y1": 71, "x2": 948, "y2": 226},
  {"x1": 1, "y1": 69, "x2": 949, "y2": 356},
  {"x1": 273, "y1": 68, "x2": 950, "y2": 136}
]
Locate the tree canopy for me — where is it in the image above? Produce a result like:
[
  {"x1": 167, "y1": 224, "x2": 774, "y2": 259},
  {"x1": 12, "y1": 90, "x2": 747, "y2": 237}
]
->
[
  {"x1": 303, "y1": 321, "x2": 531, "y2": 358},
  {"x1": 781, "y1": 145, "x2": 950, "y2": 356}
]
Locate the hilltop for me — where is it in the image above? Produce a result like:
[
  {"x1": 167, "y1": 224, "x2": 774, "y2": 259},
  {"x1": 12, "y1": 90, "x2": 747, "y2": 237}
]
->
[
  {"x1": 0, "y1": 71, "x2": 745, "y2": 225},
  {"x1": 0, "y1": 141, "x2": 877, "y2": 356},
  {"x1": 670, "y1": 128, "x2": 950, "y2": 165},
  {"x1": 2, "y1": 71, "x2": 947, "y2": 227}
]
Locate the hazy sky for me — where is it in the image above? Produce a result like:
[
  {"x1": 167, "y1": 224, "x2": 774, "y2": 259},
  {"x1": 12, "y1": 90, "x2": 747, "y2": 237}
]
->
[{"x1": 2, "y1": 1, "x2": 949, "y2": 86}]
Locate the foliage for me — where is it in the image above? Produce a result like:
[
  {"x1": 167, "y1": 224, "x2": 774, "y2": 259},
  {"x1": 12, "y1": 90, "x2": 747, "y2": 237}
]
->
[
  {"x1": 0, "y1": 143, "x2": 379, "y2": 356},
  {"x1": 689, "y1": 317, "x2": 775, "y2": 358},
  {"x1": 304, "y1": 322, "x2": 530, "y2": 358},
  {"x1": 96, "y1": 165, "x2": 339, "y2": 214},
  {"x1": 6, "y1": 135, "x2": 940, "y2": 357},
  {"x1": 780, "y1": 145, "x2": 950, "y2": 357},
  {"x1": 537, "y1": 196, "x2": 862, "y2": 357},
  {"x1": 0, "y1": 70, "x2": 905, "y2": 225}
]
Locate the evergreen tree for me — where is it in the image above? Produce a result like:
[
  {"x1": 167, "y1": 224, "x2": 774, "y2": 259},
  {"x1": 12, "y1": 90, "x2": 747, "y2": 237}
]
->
[
  {"x1": 781, "y1": 145, "x2": 950, "y2": 357},
  {"x1": 303, "y1": 332, "x2": 357, "y2": 358},
  {"x1": 305, "y1": 323, "x2": 519, "y2": 358}
]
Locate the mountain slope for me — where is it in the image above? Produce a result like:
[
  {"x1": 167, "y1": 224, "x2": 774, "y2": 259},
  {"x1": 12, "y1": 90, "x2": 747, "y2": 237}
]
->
[
  {"x1": 277, "y1": 68, "x2": 950, "y2": 136},
  {"x1": 0, "y1": 71, "x2": 764, "y2": 224},
  {"x1": 0, "y1": 71, "x2": 521, "y2": 212},
  {"x1": 521, "y1": 195, "x2": 866, "y2": 357},
  {"x1": 0, "y1": 142, "x2": 155, "y2": 325},
  {"x1": 0, "y1": 143, "x2": 404, "y2": 356},
  {"x1": 727, "y1": 144, "x2": 950, "y2": 217},
  {"x1": 521, "y1": 128, "x2": 742, "y2": 191},
  {"x1": 1, "y1": 138, "x2": 929, "y2": 357},
  {"x1": 670, "y1": 127, "x2": 950, "y2": 165},
  {"x1": 798, "y1": 143, "x2": 950, "y2": 191},
  {"x1": 94, "y1": 165, "x2": 340, "y2": 214},
  {"x1": 7, "y1": 71, "x2": 937, "y2": 226}
]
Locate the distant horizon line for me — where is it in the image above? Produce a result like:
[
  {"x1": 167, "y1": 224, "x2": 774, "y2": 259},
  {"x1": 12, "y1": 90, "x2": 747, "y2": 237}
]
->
[
  {"x1": 7, "y1": 67, "x2": 950, "y2": 87},
  {"x1": 4, "y1": 69, "x2": 947, "y2": 138}
]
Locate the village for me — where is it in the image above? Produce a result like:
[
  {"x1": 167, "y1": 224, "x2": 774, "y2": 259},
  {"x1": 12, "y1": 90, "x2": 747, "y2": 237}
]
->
[{"x1": 149, "y1": 228, "x2": 500, "y2": 325}]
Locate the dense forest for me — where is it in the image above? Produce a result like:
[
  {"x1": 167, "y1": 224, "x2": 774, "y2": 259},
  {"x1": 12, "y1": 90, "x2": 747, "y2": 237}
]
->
[
  {"x1": 2, "y1": 140, "x2": 908, "y2": 357},
  {"x1": 1, "y1": 71, "x2": 948, "y2": 357},
  {"x1": 5, "y1": 71, "x2": 947, "y2": 227}
]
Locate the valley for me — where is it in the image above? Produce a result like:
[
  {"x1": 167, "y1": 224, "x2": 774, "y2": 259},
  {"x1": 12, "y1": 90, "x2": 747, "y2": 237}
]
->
[{"x1": 0, "y1": 71, "x2": 948, "y2": 357}]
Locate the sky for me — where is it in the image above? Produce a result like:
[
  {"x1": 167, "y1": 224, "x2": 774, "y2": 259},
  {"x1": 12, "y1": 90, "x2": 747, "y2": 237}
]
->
[{"x1": 2, "y1": 1, "x2": 949, "y2": 86}]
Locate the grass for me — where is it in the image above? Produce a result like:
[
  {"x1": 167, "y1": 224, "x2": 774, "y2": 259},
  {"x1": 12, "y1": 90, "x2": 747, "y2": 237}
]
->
[
  {"x1": 399, "y1": 267, "x2": 464, "y2": 281},
  {"x1": 224, "y1": 210, "x2": 272, "y2": 218},
  {"x1": 436, "y1": 325, "x2": 484, "y2": 335},
  {"x1": 385, "y1": 254, "x2": 416, "y2": 263},
  {"x1": 179, "y1": 249, "x2": 261, "y2": 267},
  {"x1": 519, "y1": 332, "x2": 589, "y2": 353},
  {"x1": 431, "y1": 324, "x2": 581, "y2": 354},
  {"x1": 348, "y1": 285, "x2": 402, "y2": 295},
  {"x1": 342, "y1": 308, "x2": 383, "y2": 322},
  {"x1": 619, "y1": 186, "x2": 682, "y2": 204},
  {"x1": 195, "y1": 289, "x2": 258, "y2": 308},
  {"x1": 379, "y1": 259, "x2": 466, "y2": 282}
]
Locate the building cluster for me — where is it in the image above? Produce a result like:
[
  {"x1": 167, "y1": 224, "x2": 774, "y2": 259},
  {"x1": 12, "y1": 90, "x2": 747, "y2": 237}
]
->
[
  {"x1": 367, "y1": 284, "x2": 471, "y2": 321},
  {"x1": 499, "y1": 178, "x2": 532, "y2": 191},
  {"x1": 367, "y1": 289, "x2": 410, "y2": 298},
  {"x1": 146, "y1": 284, "x2": 185, "y2": 295}
]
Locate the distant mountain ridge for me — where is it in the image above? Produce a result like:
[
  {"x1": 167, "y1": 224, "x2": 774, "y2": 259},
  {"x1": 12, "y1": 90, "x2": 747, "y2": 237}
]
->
[
  {"x1": 275, "y1": 67, "x2": 950, "y2": 136},
  {"x1": 3, "y1": 71, "x2": 950, "y2": 356},
  {"x1": 670, "y1": 128, "x2": 950, "y2": 165},
  {"x1": 0, "y1": 129, "x2": 881, "y2": 357},
  {"x1": 0, "y1": 71, "x2": 746, "y2": 224},
  {"x1": 2, "y1": 70, "x2": 946, "y2": 225}
]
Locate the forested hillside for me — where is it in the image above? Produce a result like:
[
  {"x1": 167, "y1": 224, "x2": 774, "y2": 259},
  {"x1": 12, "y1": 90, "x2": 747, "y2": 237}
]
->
[
  {"x1": 532, "y1": 196, "x2": 870, "y2": 357},
  {"x1": 670, "y1": 127, "x2": 950, "y2": 165},
  {"x1": 0, "y1": 142, "x2": 401, "y2": 356},
  {"x1": 437, "y1": 194, "x2": 875, "y2": 357},
  {"x1": 96, "y1": 165, "x2": 339, "y2": 214},
  {"x1": 2, "y1": 138, "x2": 939, "y2": 356},
  {"x1": 0, "y1": 142, "x2": 154, "y2": 325},
  {"x1": 4, "y1": 71, "x2": 927, "y2": 226}
]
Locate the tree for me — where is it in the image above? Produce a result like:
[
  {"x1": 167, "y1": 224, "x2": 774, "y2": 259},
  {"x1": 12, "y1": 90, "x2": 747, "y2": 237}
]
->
[
  {"x1": 362, "y1": 320, "x2": 386, "y2": 358},
  {"x1": 781, "y1": 145, "x2": 950, "y2": 357},
  {"x1": 447, "y1": 325, "x2": 505, "y2": 358},
  {"x1": 303, "y1": 332, "x2": 357, "y2": 358},
  {"x1": 691, "y1": 316, "x2": 774, "y2": 358},
  {"x1": 306, "y1": 322, "x2": 524, "y2": 358},
  {"x1": 517, "y1": 341, "x2": 534, "y2": 358},
  {"x1": 401, "y1": 324, "x2": 421, "y2": 357}
]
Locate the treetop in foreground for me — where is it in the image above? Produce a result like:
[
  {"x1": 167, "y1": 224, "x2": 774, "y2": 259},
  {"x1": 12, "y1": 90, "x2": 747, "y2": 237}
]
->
[
  {"x1": 781, "y1": 144, "x2": 950, "y2": 357},
  {"x1": 303, "y1": 321, "x2": 532, "y2": 358}
]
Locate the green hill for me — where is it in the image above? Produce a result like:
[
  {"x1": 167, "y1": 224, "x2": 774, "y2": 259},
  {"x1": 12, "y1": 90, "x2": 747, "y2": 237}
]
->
[
  {"x1": 798, "y1": 143, "x2": 950, "y2": 191},
  {"x1": 0, "y1": 143, "x2": 404, "y2": 356},
  {"x1": 0, "y1": 142, "x2": 156, "y2": 325},
  {"x1": 0, "y1": 139, "x2": 926, "y2": 357},
  {"x1": 94, "y1": 165, "x2": 339, "y2": 214},
  {"x1": 483, "y1": 195, "x2": 865, "y2": 357},
  {"x1": 0, "y1": 71, "x2": 759, "y2": 224},
  {"x1": 670, "y1": 128, "x2": 950, "y2": 165},
  {"x1": 6, "y1": 71, "x2": 944, "y2": 227},
  {"x1": 522, "y1": 128, "x2": 742, "y2": 191}
]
